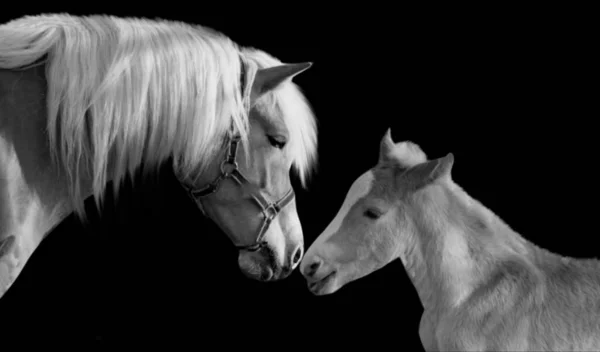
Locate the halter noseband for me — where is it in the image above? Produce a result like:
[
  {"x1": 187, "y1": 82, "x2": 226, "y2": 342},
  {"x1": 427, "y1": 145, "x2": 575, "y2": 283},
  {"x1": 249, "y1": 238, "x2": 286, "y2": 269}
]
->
[{"x1": 180, "y1": 57, "x2": 295, "y2": 252}]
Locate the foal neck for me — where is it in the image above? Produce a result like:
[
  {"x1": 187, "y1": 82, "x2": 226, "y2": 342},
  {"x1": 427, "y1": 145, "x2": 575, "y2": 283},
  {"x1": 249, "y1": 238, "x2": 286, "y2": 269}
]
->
[
  {"x1": 435, "y1": 227, "x2": 477, "y2": 308},
  {"x1": 396, "y1": 225, "x2": 435, "y2": 310},
  {"x1": 411, "y1": 183, "x2": 494, "y2": 312}
]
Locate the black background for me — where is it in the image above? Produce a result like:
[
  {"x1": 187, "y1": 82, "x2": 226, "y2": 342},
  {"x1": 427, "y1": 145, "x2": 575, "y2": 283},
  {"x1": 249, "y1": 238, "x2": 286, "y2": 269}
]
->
[{"x1": 0, "y1": 7, "x2": 597, "y2": 350}]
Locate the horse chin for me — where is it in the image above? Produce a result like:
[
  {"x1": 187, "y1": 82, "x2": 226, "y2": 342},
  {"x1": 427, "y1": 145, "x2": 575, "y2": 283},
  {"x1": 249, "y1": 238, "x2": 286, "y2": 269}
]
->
[
  {"x1": 238, "y1": 250, "x2": 284, "y2": 282},
  {"x1": 240, "y1": 264, "x2": 274, "y2": 281}
]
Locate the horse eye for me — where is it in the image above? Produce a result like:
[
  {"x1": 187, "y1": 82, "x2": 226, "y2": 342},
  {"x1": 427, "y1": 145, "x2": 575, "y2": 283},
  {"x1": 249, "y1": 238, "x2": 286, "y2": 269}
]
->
[
  {"x1": 267, "y1": 135, "x2": 287, "y2": 149},
  {"x1": 364, "y1": 209, "x2": 381, "y2": 220}
]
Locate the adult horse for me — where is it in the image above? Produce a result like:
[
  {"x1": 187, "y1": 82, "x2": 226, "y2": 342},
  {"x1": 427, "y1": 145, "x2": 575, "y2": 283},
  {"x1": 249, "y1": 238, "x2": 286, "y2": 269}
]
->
[
  {"x1": 0, "y1": 14, "x2": 318, "y2": 299},
  {"x1": 300, "y1": 129, "x2": 600, "y2": 351}
]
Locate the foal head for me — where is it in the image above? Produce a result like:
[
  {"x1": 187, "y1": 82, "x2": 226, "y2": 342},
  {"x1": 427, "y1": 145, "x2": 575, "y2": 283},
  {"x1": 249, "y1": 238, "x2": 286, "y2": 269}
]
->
[{"x1": 300, "y1": 129, "x2": 454, "y2": 295}]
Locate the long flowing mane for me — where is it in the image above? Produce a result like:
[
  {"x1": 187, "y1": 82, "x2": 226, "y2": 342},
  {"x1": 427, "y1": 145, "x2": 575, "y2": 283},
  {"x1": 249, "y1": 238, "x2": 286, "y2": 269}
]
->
[{"x1": 0, "y1": 14, "x2": 318, "y2": 218}]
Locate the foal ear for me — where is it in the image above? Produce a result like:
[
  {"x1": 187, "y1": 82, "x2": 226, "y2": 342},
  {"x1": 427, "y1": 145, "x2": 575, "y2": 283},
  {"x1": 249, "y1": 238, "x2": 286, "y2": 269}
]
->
[
  {"x1": 379, "y1": 128, "x2": 396, "y2": 164},
  {"x1": 251, "y1": 62, "x2": 312, "y2": 100},
  {"x1": 403, "y1": 153, "x2": 454, "y2": 190}
]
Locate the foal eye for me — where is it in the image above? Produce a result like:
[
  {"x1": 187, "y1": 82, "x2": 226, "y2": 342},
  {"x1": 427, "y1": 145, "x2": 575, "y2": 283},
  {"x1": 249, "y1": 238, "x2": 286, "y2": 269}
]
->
[
  {"x1": 267, "y1": 135, "x2": 287, "y2": 149},
  {"x1": 363, "y1": 209, "x2": 382, "y2": 220}
]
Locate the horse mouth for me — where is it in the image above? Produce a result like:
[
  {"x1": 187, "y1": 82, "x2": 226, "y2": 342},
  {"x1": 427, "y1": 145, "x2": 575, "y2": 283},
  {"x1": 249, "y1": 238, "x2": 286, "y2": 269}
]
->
[
  {"x1": 307, "y1": 270, "x2": 337, "y2": 295},
  {"x1": 240, "y1": 262, "x2": 276, "y2": 282}
]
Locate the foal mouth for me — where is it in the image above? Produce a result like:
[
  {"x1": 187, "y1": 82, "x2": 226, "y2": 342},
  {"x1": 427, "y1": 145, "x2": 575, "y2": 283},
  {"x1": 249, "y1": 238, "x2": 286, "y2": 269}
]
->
[{"x1": 307, "y1": 270, "x2": 337, "y2": 295}]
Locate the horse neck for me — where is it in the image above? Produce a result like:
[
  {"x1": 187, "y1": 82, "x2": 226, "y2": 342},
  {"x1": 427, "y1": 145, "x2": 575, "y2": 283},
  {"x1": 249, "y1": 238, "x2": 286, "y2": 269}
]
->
[
  {"x1": 0, "y1": 67, "x2": 73, "y2": 232},
  {"x1": 406, "y1": 180, "x2": 535, "y2": 314}
]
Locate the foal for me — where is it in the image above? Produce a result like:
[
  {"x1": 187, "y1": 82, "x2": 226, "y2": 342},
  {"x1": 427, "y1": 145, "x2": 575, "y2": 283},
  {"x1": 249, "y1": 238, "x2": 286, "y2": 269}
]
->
[{"x1": 300, "y1": 129, "x2": 600, "y2": 351}]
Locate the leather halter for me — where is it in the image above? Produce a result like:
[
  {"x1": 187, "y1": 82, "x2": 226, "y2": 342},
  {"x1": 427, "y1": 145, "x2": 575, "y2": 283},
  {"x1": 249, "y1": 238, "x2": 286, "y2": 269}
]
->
[{"x1": 180, "y1": 58, "x2": 295, "y2": 252}]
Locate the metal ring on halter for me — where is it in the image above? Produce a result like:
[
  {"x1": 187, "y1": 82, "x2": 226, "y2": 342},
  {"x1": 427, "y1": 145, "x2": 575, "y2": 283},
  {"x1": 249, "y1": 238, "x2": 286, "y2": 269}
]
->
[
  {"x1": 263, "y1": 204, "x2": 279, "y2": 222},
  {"x1": 220, "y1": 160, "x2": 238, "y2": 176},
  {"x1": 242, "y1": 242, "x2": 266, "y2": 252}
]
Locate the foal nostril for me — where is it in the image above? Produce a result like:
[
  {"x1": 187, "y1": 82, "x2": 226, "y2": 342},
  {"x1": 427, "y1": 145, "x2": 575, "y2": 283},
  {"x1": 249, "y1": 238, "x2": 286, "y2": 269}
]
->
[
  {"x1": 291, "y1": 245, "x2": 303, "y2": 268},
  {"x1": 304, "y1": 258, "x2": 322, "y2": 278}
]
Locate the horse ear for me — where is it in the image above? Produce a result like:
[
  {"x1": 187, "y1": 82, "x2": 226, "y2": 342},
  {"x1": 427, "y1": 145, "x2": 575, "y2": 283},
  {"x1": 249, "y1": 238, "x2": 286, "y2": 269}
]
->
[
  {"x1": 403, "y1": 153, "x2": 454, "y2": 190},
  {"x1": 379, "y1": 128, "x2": 396, "y2": 164},
  {"x1": 251, "y1": 62, "x2": 312, "y2": 100}
]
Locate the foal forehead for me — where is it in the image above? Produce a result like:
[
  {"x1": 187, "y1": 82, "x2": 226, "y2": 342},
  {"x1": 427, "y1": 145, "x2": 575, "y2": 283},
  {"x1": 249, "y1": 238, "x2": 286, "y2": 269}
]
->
[{"x1": 345, "y1": 170, "x2": 376, "y2": 205}]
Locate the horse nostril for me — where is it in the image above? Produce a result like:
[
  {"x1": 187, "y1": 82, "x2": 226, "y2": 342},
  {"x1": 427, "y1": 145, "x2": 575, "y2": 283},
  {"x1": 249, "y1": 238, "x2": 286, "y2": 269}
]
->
[
  {"x1": 304, "y1": 258, "x2": 322, "y2": 278},
  {"x1": 291, "y1": 245, "x2": 303, "y2": 268}
]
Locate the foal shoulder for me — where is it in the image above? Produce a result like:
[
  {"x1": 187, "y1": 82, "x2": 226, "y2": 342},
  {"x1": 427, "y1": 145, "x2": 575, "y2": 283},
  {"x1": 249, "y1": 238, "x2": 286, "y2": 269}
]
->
[
  {"x1": 468, "y1": 256, "x2": 542, "y2": 318},
  {"x1": 438, "y1": 257, "x2": 543, "y2": 350}
]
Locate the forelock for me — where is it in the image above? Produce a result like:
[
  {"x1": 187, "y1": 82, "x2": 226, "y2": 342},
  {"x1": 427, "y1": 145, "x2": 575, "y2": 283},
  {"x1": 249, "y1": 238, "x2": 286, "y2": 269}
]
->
[{"x1": 389, "y1": 141, "x2": 427, "y2": 168}]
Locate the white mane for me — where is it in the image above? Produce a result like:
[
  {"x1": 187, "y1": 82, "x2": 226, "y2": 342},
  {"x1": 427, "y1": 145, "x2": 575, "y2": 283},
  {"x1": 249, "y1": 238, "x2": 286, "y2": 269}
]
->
[{"x1": 0, "y1": 14, "x2": 318, "y2": 217}]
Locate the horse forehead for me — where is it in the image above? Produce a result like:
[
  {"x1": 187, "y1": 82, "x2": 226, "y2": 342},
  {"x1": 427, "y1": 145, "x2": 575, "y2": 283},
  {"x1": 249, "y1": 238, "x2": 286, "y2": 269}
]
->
[{"x1": 252, "y1": 96, "x2": 286, "y2": 133}]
